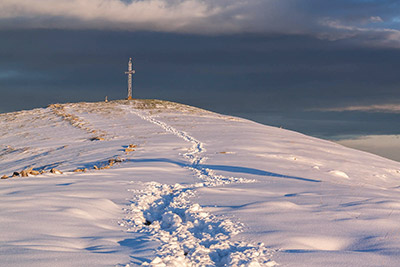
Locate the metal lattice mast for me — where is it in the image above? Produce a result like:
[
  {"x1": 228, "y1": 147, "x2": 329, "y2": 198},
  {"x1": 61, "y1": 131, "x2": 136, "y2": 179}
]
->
[{"x1": 125, "y1": 57, "x2": 135, "y2": 100}]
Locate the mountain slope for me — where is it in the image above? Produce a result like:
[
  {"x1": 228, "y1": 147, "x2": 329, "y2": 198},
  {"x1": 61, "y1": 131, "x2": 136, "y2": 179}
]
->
[{"x1": 1, "y1": 100, "x2": 400, "y2": 266}]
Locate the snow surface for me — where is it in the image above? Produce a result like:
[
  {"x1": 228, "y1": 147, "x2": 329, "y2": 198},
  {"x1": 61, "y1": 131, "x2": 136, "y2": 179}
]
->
[{"x1": 1, "y1": 99, "x2": 400, "y2": 266}]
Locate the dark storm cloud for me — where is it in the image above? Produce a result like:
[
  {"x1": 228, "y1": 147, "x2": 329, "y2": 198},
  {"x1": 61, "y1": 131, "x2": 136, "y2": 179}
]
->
[
  {"x1": 0, "y1": 0, "x2": 399, "y2": 47},
  {"x1": 1, "y1": 29, "x2": 400, "y2": 115}
]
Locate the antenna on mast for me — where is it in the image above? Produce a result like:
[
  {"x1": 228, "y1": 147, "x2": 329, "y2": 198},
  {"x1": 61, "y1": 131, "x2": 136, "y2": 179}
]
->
[{"x1": 125, "y1": 57, "x2": 135, "y2": 100}]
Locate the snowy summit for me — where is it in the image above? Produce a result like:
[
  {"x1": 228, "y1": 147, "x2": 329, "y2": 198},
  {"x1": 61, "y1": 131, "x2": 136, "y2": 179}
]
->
[{"x1": 1, "y1": 100, "x2": 400, "y2": 266}]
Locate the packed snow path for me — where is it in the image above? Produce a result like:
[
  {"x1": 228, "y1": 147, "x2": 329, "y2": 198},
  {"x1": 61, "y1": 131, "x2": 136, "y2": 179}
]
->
[
  {"x1": 123, "y1": 106, "x2": 275, "y2": 266},
  {"x1": 127, "y1": 107, "x2": 205, "y2": 166}
]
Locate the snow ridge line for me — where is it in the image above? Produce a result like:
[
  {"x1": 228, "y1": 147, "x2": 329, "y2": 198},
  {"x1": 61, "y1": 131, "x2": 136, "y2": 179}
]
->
[
  {"x1": 49, "y1": 103, "x2": 108, "y2": 140},
  {"x1": 122, "y1": 106, "x2": 276, "y2": 266}
]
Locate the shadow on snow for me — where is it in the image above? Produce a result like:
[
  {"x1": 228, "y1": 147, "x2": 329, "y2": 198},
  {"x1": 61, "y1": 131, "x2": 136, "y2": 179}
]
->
[{"x1": 126, "y1": 158, "x2": 320, "y2": 183}]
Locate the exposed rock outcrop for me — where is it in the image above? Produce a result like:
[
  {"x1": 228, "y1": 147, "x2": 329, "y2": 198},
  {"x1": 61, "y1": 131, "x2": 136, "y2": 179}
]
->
[{"x1": 50, "y1": 168, "x2": 63, "y2": 174}]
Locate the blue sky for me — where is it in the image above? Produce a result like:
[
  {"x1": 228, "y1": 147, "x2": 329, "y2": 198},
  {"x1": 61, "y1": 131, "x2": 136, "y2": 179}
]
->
[{"x1": 0, "y1": 0, "x2": 399, "y2": 140}]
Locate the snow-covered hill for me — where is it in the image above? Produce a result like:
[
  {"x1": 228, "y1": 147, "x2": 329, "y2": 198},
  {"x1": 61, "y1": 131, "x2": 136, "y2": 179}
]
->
[{"x1": 1, "y1": 100, "x2": 400, "y2": 266}]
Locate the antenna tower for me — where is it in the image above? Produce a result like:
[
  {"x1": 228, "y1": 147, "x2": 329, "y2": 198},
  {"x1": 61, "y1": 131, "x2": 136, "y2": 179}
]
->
[{"x1": 125, "y1": 58, "x2": 135, "y2": 100}]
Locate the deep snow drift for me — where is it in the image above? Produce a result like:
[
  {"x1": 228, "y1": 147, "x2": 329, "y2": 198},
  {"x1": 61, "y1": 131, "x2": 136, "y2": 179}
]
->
[{"x1": 1, "y1": 100, "x2": 400, "y2": 266}]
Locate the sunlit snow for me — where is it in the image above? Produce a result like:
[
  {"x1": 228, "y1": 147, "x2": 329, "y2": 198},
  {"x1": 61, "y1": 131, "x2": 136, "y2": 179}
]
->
[{"x1": 1, "y1": 100, "x2": 400, "y2": 266}]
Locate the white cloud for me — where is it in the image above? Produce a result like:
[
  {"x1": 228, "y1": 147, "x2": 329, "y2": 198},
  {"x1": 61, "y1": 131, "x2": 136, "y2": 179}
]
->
[
  {"x1": 369, "y1": 16, "x2": 383, "y2": 23},
  {"x1": 313, "y1": 104, "x2": 400, "y2": 113},
  {"x1": 317, "y1": 18, "x2": 400, "y2": 47},
  {"x1": 336, "y1": 135, "x2": 400, "y2": 162},
  {"x1": 0, "y1": 0, "x2": 221, "y2": 32},
  {"x1": 0, "y1": 0, "x2": 292, "y2": 34},
  {"x1": 0, "y1": 0, "x2": 399, "y2": 47}
]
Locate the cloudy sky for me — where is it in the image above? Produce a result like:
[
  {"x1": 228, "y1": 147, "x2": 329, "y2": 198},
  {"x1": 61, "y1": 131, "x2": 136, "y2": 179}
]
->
[{"x1": 1, "y1": 0, "x2": 400, "y2": 143}]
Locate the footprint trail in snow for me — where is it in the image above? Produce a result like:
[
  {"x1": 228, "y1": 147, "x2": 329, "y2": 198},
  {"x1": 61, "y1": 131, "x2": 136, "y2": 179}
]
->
[{"x1": 122, "y1": 106, "x2": 276, "y2": 266}]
